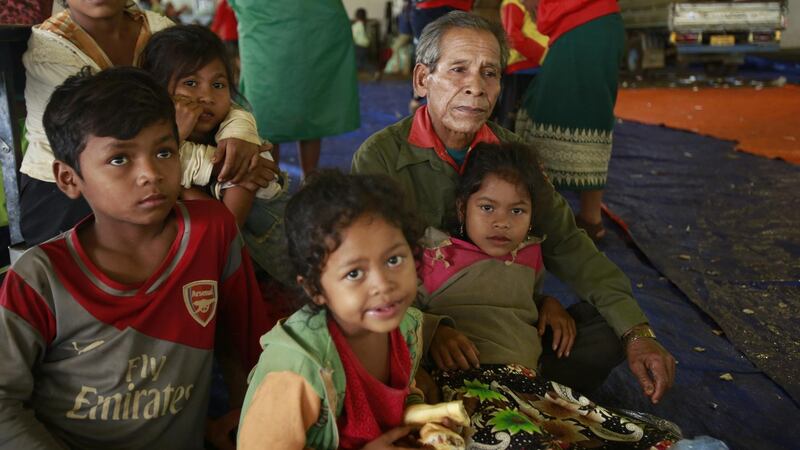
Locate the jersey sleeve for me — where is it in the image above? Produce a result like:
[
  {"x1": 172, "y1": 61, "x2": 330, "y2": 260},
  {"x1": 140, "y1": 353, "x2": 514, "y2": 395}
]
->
[
  {"x1": 217, "y1": 226, "x2": 271, "y2": 371},
  {"x1": 237, "y1": 371, "x2": 321, "y2": 450},
  {"x1": 0, "y1": 271, "x2": 67, "y2": 449}
]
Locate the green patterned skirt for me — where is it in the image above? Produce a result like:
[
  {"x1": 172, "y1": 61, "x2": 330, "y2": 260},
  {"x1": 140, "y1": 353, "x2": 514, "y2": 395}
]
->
[{"x1": 517, "y1": 13, "x2": 624, "y2": 191}]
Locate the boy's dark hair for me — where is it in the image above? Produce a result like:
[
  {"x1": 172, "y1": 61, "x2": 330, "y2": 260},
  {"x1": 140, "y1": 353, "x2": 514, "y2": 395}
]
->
[
  {"x1": 141, "y1": 24, "x2": 245, "y2": 106},
  {"x1": 355, "y1": 8, "x2": 367, "y2": 21},
  {"x1": 285, "y1": 170, "x2": 422, "y2": 308},
  {"x1": 43, "y1": 66, "x2": 177, "y2": 176},
  {"x1": 455, "y1": 142, "x2": 554, "y2": 234}
]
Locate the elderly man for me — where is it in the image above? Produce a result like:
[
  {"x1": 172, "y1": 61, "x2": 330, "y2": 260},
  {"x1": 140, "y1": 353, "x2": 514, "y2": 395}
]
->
[{"x1": 352, "y1": 11, "x2": 675, "y2": 403}]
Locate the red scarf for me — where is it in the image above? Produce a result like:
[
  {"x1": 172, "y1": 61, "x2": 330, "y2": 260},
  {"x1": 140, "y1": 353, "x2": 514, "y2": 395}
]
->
[{"x1": 328, "y1": 319, "x2": 411, "y2": 449}]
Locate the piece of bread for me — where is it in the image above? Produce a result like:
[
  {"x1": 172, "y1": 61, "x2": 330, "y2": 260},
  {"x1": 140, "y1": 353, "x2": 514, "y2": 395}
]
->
[
  {"x1": 419, "y1": 423, "x2": 466, "y2": 450},
  {"x1": 403, "y1": 401, "x2": 470, "y2": 427}
]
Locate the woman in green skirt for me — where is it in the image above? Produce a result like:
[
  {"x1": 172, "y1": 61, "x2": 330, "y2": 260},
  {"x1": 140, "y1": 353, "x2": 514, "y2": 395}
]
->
[
  {"x1": 228, "y1": 0, "x2": 361, "y2": 177},
  {"x1": 517, "y1": 1, "x2": 624, "y2": 240}
]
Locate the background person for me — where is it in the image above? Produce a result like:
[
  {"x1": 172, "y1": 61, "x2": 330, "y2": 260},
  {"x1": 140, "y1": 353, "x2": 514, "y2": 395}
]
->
[
  {"x1": 228, "y1": 0, "x2": 360, "y2": 178},
  {"x1": 493, "y1": 0, "x2": 548, "y2": 130},
  {"x1": 516, "y1": 0, "x2": 625, "y2": 241}
]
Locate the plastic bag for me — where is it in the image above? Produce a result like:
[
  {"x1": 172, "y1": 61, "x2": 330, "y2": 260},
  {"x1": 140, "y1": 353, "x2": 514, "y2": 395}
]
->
[{"x1": 671, "y1": 436, "x2": 730, "y2": 450}]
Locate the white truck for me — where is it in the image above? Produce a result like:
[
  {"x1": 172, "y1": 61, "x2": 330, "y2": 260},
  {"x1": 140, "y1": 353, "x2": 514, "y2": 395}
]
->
[{"x1": 619, "y1": 1, "x2": 787, "y2": 74}]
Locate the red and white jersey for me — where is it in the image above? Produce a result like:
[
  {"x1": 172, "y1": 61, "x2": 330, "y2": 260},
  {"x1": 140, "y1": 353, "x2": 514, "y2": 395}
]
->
[{"x1": 0, "y1": 200, "x2": 269, "y2": 449}]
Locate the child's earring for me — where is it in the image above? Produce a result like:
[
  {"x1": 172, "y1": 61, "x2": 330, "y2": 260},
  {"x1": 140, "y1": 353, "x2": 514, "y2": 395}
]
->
[{"x1": 459, "y1": 222, "x2": 465, "y2": 237}]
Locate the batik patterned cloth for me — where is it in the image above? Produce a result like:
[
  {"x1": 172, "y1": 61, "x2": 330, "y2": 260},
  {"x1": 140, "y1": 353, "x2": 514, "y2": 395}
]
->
[{"x1": 433, "y1": 364, "x2": 679, "y2": 450}]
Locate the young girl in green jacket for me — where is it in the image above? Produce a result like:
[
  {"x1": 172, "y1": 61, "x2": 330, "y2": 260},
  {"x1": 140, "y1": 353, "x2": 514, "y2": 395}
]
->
[{"x1": 238, "y1": 171, "x2": 426, "y2": 449}]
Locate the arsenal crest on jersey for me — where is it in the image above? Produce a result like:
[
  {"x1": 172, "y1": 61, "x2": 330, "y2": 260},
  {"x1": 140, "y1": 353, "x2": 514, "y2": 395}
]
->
[{"x1": 183, "y1": 280, "x2": 218, "y2": 327}]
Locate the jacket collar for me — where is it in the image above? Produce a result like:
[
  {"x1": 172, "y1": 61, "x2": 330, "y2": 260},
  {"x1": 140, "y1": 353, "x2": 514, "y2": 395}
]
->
[
  {"x1": 406, "y1": 105, "x2": 501, "y2": 173},
  {"x1": 422, "y1": 227, "x2": 545, "y2": 267}
]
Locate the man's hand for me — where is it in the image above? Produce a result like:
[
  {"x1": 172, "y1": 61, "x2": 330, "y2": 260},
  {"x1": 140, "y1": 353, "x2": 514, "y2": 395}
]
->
[
  {"x1": 362, "y1": 426, "x2": 416, "y2": 450},
  {"x1": 430, "y1": 325, "x2": 480, "y2": 370},
  {"x1": 213, "y1": 138, "x2": 261, "y2": 183},
  {"x1": 537, "y1": 296, "x2": 576, "y2": 358},
  {"x1": 205, "y1": 409, "x2": 240, "y2": 450},
  {"x1": 627, "y1": 338, "x2": 676, "y2": 404},
  {"x1": 260, "y1": 139, "x2": 274, "y2": 154},
  {"x1": 173, "y1": 95, "x2": 202, "y2": 142}
]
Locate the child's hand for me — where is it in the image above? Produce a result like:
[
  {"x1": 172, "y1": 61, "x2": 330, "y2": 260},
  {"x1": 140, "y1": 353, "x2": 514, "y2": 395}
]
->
[
  {"x1": 430, "y1": 325, "x2": 480, "y2": 370},
  {"x1": 362, "y1": 426, "x2": 416, "y2": 450},
  {"x1": 237, "y1": 156, "x2": 279, "y2": 192},
  {"x1": 214, "y1": 138, "x2": 261, "y2": 183},
  {"x1": 173, "y1": 94, "x2": 202, "y2": 141},
  {"x1": 537, "y1": 296, "x2": 576, "y2": 358},
  {"x1": 260, "y1": 139, "x2": 274, "y2": 154}
]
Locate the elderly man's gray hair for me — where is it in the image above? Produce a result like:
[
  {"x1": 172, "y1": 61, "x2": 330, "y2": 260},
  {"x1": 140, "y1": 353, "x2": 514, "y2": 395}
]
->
[{"x1": 416, "y1": 11, "x2": 509, "y2": 72}]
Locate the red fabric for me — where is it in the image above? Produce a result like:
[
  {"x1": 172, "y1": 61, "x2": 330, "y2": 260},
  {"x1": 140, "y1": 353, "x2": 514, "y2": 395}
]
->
[
  {"x1": 536, "y1": 0, "x2": 619, "y2": 45},
  {"x1": 407, "y1": 105, "x2": 501, "y2": 173},
  {"x1": 419, "y1": 236, "x2": 544, "y2": 295},
  {"x1": 416, "y1": 0, "x2": 473, "y2": 11},
  {"x1": 0, "y1": 0, "x2": 49, "y2": 25},
  {"x1": 210, "y1": 0, "x2": 238, "y2": 42},
  {"x1": 506, "y1": 58, "x2": 538, "y2": 75},
  {"x1": 501, "y1": 2, "x2": 546, "y2": 74},
  {"x1": 329, "y1": 319, "x2": 411, "y2": 450},
  {"x1": 0, "y1": 272, "x2": 57, "y2": 343}
]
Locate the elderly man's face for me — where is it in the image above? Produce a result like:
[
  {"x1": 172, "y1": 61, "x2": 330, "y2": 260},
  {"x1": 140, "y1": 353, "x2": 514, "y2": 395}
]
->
[{"x1": 413, "y1": 28, "x2": 502, "y2": 149}]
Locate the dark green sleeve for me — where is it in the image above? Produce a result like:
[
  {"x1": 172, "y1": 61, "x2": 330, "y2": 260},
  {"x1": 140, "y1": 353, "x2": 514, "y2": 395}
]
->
[
  {"x1": 532, "y1": 266, "x2": 548, "y2": 308},
  {"x1": 351, "y1": 130, "x2": 394, "y2": 176},
  {"x1": 538, "y1": 192, "x2": 648, "y2": 337},
  {"x1": 491, "y1": 121, "x2": 649, "y2": 336}
]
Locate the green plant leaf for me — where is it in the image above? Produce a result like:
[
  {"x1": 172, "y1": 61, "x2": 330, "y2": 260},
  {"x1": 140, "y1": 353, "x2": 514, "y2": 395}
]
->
[
  {"x1": 462, "y1": 379, "x2": 506, "y2": 402},
  {"x1": 488, "y1": 408, "x2": 542, "y2": 435}
]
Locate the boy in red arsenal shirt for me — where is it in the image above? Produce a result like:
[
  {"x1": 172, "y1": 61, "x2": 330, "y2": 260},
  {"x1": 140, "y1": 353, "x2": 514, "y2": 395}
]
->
[{"x1": 0, "y1": 67, "x2": 269, "y2": 449}]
